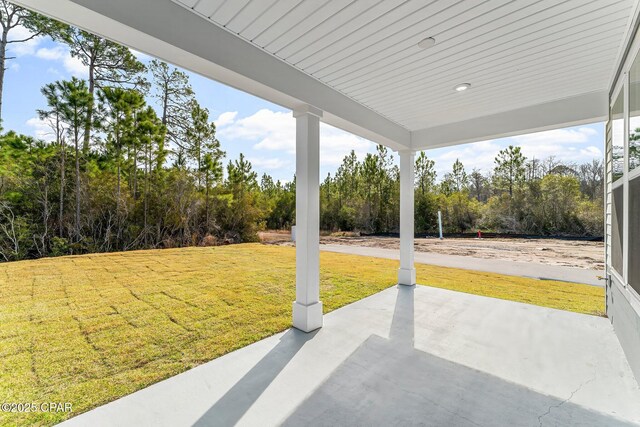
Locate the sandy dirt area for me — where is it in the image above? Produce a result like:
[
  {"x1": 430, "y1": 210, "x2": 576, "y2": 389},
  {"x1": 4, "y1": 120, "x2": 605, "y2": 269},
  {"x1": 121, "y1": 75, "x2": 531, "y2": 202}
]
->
[{"x1": 258, "y1": 231, "x2": 604, "y2": 270}]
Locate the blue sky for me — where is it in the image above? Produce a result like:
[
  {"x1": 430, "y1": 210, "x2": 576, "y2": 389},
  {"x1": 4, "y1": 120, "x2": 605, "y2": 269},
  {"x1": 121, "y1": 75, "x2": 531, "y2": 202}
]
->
[{"x1": 5, "y1": 28, "x2": 604, "y2": 183}]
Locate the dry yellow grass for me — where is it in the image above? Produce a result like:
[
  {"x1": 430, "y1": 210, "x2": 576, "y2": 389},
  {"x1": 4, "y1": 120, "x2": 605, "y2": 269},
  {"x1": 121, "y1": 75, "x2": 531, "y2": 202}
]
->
[{"x1": 0, "y1": 244, "x2": 603, "y2": 426}]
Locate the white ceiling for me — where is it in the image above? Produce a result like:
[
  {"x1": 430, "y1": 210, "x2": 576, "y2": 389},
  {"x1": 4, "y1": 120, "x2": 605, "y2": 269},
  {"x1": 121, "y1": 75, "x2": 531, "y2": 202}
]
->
[
  {"x1": 177, "y1": 0, "x2": 633, "y2": 131},
  {"x1": 13, "y1": 0, "x2": 637, "y2": 149}
]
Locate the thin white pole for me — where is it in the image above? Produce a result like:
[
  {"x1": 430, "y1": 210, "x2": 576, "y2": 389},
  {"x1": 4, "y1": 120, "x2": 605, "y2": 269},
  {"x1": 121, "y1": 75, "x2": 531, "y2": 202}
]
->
[{"x1": 438, "y1": 210, "x2": 443, "y2": 240}]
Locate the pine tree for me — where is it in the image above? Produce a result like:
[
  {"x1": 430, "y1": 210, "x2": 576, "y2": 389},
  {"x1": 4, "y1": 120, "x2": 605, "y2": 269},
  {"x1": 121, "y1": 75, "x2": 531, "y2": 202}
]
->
[
  {"x1": 185, "y1": 100, "x2": 223, "y2": 188},
  {"x1": 133, "y1": 106, "x2": 165, "y2": 244},
  {"x1": 38, "y1": 83, "x2": 69, "y2": 236},
  {"x1": 149, "y1": 59, "x2": 194, "y2": 157},
  {"x1": 98, "y1": 87, "x2": 145, "y2": 218},
  {"x1": 57, "y1": 28, "x2": 146, "y2": 154},
  {"x1": 493, "y1": 145, "x2": 526, "y2": 198},
  {"x1": 451, "y1": 159, "x2": 469, "y2": 192},
  {"x1": 55, "y1": 78, "x2": 93, "y2": 239},
  {"x1": 415, "y1": 151, "x2": 436, "y2": 195}
]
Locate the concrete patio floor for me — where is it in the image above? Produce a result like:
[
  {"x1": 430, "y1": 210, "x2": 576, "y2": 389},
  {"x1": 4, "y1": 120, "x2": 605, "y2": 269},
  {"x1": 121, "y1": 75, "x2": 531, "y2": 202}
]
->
[{"x1": 60, "y1": 286, "x2": 640, "y2": 427}]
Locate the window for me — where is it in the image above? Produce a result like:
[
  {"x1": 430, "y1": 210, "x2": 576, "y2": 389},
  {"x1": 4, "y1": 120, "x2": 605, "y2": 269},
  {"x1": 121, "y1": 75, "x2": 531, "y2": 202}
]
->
[
  {"x1": 612, "y1": 90, "x2": 625, "y2": 182},
  {"x1": 631, "y1": 52, "x2": 640, "y2": 173},
  {"x1": 630, "y1": 52, "x2": 640, "y2": 295},
  {"x1": 612, "y1": 185, "x2": 624, "y2": 276},
  {"x1": 630, "y1": 178, "x2": 640, "y2": 294},
  {"x1": 611, "y1": 86, "x2": 625, "y2": 278}
]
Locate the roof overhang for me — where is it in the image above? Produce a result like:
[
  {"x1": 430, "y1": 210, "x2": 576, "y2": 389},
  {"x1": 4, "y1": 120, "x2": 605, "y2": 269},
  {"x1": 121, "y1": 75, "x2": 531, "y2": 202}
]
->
[
  {"x1": 411, "y1": 91, "x2": 608, "y2": 150},
  {"x1": 13, "y1": 0, "x2": 410, "y2": 150},
  {"x1": 12, "y1": 0, "x2": 638, "y2": 151}
]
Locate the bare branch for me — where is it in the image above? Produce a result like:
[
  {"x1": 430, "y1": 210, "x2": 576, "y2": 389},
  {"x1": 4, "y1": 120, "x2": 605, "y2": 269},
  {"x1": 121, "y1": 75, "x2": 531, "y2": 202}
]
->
[{"x1": 6, "y1": 31, "x2": 42, "y2": 44}]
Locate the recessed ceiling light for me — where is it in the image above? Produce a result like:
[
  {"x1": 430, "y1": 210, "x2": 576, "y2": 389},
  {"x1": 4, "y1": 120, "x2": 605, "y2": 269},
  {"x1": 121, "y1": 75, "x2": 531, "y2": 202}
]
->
[
  {"x1": 454, "y1": 83, "x2": 471, "y2": 92},
  {"x1": 418, "y1": 37, "x2": 436, "y2": 49}
]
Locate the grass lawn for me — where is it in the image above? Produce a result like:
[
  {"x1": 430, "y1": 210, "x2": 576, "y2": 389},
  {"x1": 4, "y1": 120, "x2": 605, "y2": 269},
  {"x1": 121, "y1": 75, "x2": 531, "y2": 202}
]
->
[{"x1": 0, "y1": 243, "x2": 604, "y2": 426}]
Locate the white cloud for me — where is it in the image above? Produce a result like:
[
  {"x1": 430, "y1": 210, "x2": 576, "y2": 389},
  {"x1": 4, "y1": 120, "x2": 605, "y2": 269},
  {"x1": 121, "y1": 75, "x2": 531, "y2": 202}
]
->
[
  {"x1": 518, "y1": 141, "x2": 603, "y2": 165},
  {"x1": 62, "y1": 56, "x2": 86, "y2": 77},
  {"x1": 426, "y1": 139, "x2": 500, "y2": 178},
  {"x1": 8, "y1": 62, "x2": 20, "y2": 72},
  {"x1": 318, "y1": 123, "x2": 374, "y2": 167},
  {"x1": 35, "y1": 46, "x2": 65, "y2": 61},
  {"x1": 221, "y1": 109, "x2": 294, "y2": 152},
  {"x1": 26, "y1": 117, "x2": 52, "y2": 140},
  {"x1": 7, "y1": 25, "x2": 44, "y2": 56},
  {"x1": 247, "y1": 157, "x2": 290, "y2": 170},
  {"x1": 35, "y1": 46, "x2": 86, "y2": 77},
  {"x1": 7, "y1": 32, "x2": 87, "y2": 78},
  {"x1": 425, "y1": 126, "x2": 603, "y2": 178},
  {"x1": 580, "y1": 146, "x2": 602, "y2": 157},
  {"x1": 215, "y1": 111, "x2": 237, "y2": 127},
  {"x1": 47, "y1": 67, "x2": 63, "y2": 78},
  {"x1": 218, "y1": 109, "x2": 377, "y2": 171},
  {"x1": 511, "y1": 127, "x2": 597, "y2": 145}
]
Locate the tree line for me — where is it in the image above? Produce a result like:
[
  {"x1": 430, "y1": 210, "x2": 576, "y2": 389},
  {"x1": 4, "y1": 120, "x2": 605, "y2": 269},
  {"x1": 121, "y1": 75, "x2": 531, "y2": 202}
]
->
[
  {"x1": 0, "y1": 4, "x2": 268, "y2": 261},
  {"x1": 320, "y1": 146, "x2": 603, "y2": 237},
  {"x1": 0, "y1": 2, "x2": 604, "y2": 262}
]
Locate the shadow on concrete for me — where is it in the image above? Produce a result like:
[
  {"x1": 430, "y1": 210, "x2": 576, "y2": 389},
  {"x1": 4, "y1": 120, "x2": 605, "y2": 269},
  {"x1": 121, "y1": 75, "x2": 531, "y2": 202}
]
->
[
  {"x1": 193, "y1": 328, "x2": 316, "y2": 427},
  {"x1": 389, "y1": 283, "x2": 414, "y2": 345},
  {"x1": 281, "y1": 285, "x2": 634, "y2": 427}
]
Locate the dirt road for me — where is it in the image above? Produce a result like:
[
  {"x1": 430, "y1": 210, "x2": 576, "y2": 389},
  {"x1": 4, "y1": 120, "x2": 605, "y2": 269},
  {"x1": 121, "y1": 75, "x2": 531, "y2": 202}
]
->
[{"x1": 258, "y1": 231, "x2": 604, "y2": 271}]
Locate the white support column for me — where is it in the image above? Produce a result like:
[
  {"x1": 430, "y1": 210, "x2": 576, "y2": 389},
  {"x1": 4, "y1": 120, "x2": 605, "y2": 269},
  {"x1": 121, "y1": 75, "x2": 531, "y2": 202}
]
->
[
  {"x1": 398, "y1": 150, "x2": 416, "y2": 286},
  {"x1": 292, "y1": 105, "x2": 323, "y2": 332}
]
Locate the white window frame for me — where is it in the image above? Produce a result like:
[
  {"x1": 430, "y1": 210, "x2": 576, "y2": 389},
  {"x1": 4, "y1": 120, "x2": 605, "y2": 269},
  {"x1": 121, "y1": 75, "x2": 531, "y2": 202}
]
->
[
  {"x1": 610, "y1": 28, "x2": 640, "y2": 314},
  {"x1": 610, "y1": 83, "x2": 626, "y2": 282}
]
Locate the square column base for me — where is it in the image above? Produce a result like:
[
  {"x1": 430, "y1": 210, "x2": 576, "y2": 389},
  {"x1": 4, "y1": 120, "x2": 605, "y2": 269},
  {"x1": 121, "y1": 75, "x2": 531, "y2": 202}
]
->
[
  {"x1": 293, "y1": 301, "x2": 323, "y2": 332},
  {"x1": 398, "y1": 268, "x2": 416, "y2": 286}
]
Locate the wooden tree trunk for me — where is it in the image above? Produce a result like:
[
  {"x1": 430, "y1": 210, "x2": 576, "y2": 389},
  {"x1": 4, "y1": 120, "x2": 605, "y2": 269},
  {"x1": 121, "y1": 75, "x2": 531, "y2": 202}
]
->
[
  {"x1": 59, "y1": 137, "x2": 66, "y2": 237},
  {"x1": 205, "y1": 172, "x2": 210, "y2": 229},
  {"x1": 144, "y1": 143, "x2": 149, "y2": 246},
  {"x1": 116, "y1": 144, "x2": 121, "y2": 213},
  {"x1": 74, "y1": 132, "x2": 81, "y2": 239},
  {"x1": 83, "y1": 62, "x2": 95, "y2": 155},
  {"x1": 0, "y1": 29, "x2": 9, "y2": 123},
  {"x1": 133, "y1": 147, "x2": 138, "y2": 200}
]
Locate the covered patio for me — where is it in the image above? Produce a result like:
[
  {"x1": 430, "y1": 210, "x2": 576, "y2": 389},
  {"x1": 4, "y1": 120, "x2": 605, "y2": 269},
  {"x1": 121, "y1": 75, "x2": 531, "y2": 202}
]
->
[
  {"x1": 59, "y1": 285, "x2": 640, "y2": 426},
  {"x1": 13, "y1": 0, "x2": 630, "y2": 330},
  {"x1": 11, "y1": 0, "x2": 640, "y2": 425}
]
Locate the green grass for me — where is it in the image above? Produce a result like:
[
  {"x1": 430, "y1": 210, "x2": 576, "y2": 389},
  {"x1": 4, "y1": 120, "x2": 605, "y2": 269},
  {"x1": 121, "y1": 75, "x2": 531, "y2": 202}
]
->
[{"x1": 0, "y1": 243, "x2": 604, "y2": 426}]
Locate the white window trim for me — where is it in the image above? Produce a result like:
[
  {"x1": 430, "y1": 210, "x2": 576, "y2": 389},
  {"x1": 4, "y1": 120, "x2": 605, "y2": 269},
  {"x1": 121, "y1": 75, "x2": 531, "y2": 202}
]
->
[
  {"x1": 612, "y1": 83, "x2": 626, "y2": 188},
  {"x1": 611, "y1": 265, "x2": 625, "y2": 288},
  {"x1": 624, "y1": 71, "x2": 630, "y2": 285},
  {"x1": 607, "y1": 1, "x2": 640, "y2": 313},
  {"x1": 610, "y1": 81, "x2": 626, "y2": 283},
  {"x1": 609, "y1": 20, "x2": 640, "y2": 304}
]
